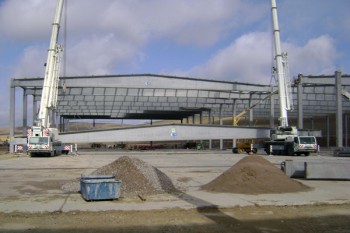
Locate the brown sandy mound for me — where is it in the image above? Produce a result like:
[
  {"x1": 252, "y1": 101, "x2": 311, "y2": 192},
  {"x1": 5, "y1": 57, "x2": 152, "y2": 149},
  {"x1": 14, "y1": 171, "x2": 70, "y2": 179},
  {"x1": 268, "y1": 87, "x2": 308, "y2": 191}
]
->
[
  {"x1": 201, "y1": 156, "x2": 310, "y2": 194},
  {"x1": 90, "y1": 156, "x2": 176, "y2": 197},
  {"x1": 62, "y1": 156, "x2": 176, "y2": 198}
]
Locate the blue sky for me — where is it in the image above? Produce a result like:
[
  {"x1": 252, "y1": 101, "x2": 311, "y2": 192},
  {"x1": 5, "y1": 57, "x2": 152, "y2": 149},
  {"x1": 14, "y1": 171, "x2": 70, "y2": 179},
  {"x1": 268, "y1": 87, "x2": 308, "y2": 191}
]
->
[{"x1": 0, "y1": 0, "x2": 349, "y2": 127}]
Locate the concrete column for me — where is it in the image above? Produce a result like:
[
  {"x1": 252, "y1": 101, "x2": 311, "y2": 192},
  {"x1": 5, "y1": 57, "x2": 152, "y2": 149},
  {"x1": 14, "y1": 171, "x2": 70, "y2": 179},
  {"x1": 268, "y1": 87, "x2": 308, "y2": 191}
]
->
[
  {"x1": 51, "y1": 110, "x2": 56, "y2": 128},
  {"x1": 335, "y1": 70, "x2": 343, "y2": 148},
  {"x1": 249, "y1": 94, "x2": 253, "y2": 126},
  {"x1": 270, "y1": 88, "x2": 275, "y2": 128},
  {"x1": 208, "y1": 110, "x2": 211, "y2": 125},
  {"x1": 326, "y1": 115, "x2": 330, "y2": 148},
  {"x1": 60, "y1": 116, "x2": 63, "y2": 132},
  {"x1": 219, "y1": 104, "x2": 223, "y2": 150},
  {"x1": 232, "y1": 99, "x2": 236, "y2": 126},
  {"x1": 249, "y1": 108, "x2": 253, "y2": 126},
  {"x1": 297, "y1": 74, "x2": 304, "y2": 129},
  {"x1": 208, "y1": 110, "x2": 212, "y2": 149},
  {"x1": 9, "y1": 79, "x2": 16, "y2": 153},
  {"x1": 32, "y1": 96, "x2": 37, "y2": 125},
  {"x1": 219, "y1": 104, "x2": 223, "y2": 125},
  {"x1": 22, "y1": 90, "x2": 28, "y2": 135},
  {"x1": 346, "y1": 114, "x2": 348, "y2": 147}
]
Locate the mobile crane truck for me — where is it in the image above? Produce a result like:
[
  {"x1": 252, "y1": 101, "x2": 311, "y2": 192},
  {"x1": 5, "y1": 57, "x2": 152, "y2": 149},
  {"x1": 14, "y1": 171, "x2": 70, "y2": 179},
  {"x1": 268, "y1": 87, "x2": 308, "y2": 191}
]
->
[
  {"x1": 263, "y1": 0, "x2": 318, "y2": 156},
  {"x1": 27, "y1": 0, "x2": 69, "y2": 157}
]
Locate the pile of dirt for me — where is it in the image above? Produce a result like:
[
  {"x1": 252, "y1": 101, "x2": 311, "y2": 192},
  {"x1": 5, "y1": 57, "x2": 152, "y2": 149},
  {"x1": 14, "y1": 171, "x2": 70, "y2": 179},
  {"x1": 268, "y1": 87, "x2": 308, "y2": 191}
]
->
[
  {"x1": 62, "y1": 156, "x2": 176, "y2": 198},
  {"x1": 91, "y1": 156, "x2": 176, "y2": 197},
  {"x1": 201, "y1": 156, "x2": 311, "y2": 194}
]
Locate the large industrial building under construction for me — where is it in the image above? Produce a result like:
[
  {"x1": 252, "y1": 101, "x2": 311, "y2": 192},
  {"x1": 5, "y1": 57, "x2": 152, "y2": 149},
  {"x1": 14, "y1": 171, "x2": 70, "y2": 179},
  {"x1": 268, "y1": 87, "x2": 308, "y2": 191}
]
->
[{"x1": 9, "y1": 71, "x2": 350, "y2": 152}]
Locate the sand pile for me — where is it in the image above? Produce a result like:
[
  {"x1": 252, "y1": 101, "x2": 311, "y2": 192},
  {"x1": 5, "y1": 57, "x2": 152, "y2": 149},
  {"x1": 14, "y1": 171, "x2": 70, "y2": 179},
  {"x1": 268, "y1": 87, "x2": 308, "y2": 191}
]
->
[
  {"x1": 91, "y1": 156, "x2": 176, "y2": 197},
  {"x1": 201, "y1": 156, "x2": 310, "y2": 194},
  {"x1": 62, "y1": 156, "x2": 176, "y2": 198}
]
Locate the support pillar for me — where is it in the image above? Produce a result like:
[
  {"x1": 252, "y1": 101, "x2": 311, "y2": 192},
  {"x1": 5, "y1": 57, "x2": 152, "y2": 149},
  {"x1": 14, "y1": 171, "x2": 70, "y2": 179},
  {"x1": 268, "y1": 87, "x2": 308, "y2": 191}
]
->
[
  {"x1": 32, "y1": 96, "x2": 37, "y2": 126},
  {"x1": 335, "y1": 70, "x2": 343, "y2": 148},
  {"x1": 51, "y1": 110, "x2": 56, "y2": 128},
  {"x1": 208, "y1": 110, "x2": 212, "y2": 149},
  {"x1": 9, "y1": 79, "x2": 15, "y2": 153},
  {"x1": 346, "y1": 114, "x2": 348, "y2": 147},
  {"x1": 326, "y1": 115, "x2": 330, "y2": 148},
  {"x1": 232, "y1": 99, "x2": 237, "y2": 149},
  {"x1": 297, "y1": 74, "x2": 304, "y2": 129},
  {"x1": 219, "y1": 104, "x2": 223, "y2": 150},
  {"x1": 270, "y1": 88, "x2": 275, "y2": 128},
  {"x1": 248, "y1": 94, "x2": 253, "y2": 126},
  {"x1": 22, "y1": 90, "x2": 28, "y2": 135}
]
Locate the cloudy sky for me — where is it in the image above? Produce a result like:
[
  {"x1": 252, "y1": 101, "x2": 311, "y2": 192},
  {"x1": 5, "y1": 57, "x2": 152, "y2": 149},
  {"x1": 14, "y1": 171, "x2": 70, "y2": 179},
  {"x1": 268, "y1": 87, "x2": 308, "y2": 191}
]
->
[{"x1": 0, "y1": 0, "x2": 349, "y2": 127}]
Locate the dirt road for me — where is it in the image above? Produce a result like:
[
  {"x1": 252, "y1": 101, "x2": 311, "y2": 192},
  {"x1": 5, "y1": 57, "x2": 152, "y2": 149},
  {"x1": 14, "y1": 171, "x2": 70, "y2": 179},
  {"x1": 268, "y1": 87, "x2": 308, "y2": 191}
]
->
[{"x1": 1, "y1": 204, "x2": 350, "y2": 233}]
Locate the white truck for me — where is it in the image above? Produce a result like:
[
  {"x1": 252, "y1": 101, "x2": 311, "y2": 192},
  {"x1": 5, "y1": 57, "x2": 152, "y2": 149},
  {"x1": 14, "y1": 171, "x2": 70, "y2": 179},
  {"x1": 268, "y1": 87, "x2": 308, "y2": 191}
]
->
[
  {"x1": 27, "y1": 127, "x2": 68, "y2": 157},
  {"x1": 263, "y1": 0, "x2": 318, "y2": 156},
  {"x1": 264, "y1": 126, "x2": 318, "y2": 156},
  {"x1": 27, "y1": 0, "x2": 68, "y2": 157}
]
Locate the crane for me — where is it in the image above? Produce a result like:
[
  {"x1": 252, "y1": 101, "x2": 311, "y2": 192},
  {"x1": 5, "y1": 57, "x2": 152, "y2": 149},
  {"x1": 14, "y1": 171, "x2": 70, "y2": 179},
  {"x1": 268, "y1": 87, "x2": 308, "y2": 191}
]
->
[
  {"x1": 27, "y1": 0, "x2": 69, "y2": 157},
  {"x1": 263, "y1": 0, "x2": 318, "y2": 156}
]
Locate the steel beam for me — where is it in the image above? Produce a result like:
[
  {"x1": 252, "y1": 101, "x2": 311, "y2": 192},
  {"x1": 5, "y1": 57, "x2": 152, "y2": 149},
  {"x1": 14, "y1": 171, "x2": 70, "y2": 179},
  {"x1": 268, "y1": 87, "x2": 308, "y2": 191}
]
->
[{"x1": 59, "y1": 124, "x2": 270, "y2": 144}]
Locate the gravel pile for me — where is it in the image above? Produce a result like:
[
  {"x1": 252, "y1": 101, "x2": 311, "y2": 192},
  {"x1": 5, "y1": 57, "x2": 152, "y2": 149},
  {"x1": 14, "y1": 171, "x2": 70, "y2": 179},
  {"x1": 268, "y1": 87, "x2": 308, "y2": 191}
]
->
[
  {"x1": 62, "y1": 156, "x2": 176, "y2": 198},
  {"x1": 201, "y1": 156, "x2": 311, "y2": 194}
]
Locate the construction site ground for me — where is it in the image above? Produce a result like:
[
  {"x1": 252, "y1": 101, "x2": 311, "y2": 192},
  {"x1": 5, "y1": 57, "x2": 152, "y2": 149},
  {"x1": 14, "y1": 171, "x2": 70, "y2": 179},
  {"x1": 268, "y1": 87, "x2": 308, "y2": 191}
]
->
[{"x1": 1, "y1": 149, "x2": 350, "y2": 232}]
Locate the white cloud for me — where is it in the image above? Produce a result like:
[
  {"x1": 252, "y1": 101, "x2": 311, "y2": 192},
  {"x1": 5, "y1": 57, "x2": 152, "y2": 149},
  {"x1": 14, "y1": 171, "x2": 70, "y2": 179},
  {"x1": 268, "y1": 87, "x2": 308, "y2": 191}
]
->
[
  {"x1": 285, "y1": 35, "x2": 338, "y2": 75},
  {"x1": 13, "y1": 46, "x2": 46, "y2": 78},
  {"x1": 66, "y1": 34, "x2": 142, "y2": 75},
  {"x1": 2, "y1": 0, "x2": 267, "y2": 77},
  {"x1": 0, "y1": 0, "x2": 55, "y2": 41},
  {"x1": 181, "y1": 32, "x2": 273, "y2": 83},
  {"x1": 178, "y1": 33, "x2": 338, "y2": 83}
]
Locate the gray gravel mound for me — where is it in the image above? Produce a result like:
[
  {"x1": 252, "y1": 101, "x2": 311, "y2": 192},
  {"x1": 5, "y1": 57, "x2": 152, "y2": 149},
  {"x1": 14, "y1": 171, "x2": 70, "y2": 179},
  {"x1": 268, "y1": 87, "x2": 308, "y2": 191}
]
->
[{"x1": 62, "y1": 156, "x2": 176, "y2": 198}]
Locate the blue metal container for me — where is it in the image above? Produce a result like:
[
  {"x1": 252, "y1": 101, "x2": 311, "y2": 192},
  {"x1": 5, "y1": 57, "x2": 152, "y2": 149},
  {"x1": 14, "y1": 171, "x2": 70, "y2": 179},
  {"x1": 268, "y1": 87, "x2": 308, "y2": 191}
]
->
[{"x1": 80, "y1": 176, "x2": 121, "y2": 201}]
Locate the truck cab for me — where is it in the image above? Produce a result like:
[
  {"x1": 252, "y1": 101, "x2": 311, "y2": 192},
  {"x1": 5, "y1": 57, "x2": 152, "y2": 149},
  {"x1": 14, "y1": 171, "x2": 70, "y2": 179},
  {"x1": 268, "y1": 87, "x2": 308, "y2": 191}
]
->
[{"x1": 292, "y1": 136, "x2": 318, "y2": 156}]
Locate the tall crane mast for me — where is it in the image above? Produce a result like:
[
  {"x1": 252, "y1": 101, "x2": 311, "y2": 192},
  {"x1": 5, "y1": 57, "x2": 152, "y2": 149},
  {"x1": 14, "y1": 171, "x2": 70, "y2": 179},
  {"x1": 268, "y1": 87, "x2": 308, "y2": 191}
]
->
[
  {"x1": 38, "y1": 0, "x2": 64, "y2": 128},
  {"x1": 26, "y1": 0, "x2": 69, "y2": 157},
  {"x1": 271, "y1": 0, "x2": 293, "y2": 129}
]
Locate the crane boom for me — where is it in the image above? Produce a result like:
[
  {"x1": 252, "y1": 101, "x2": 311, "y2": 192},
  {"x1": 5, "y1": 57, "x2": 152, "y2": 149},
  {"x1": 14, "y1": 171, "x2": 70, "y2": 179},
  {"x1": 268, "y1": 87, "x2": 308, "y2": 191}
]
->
[
  {"x1": 271, "y1": 0, "x2": 291, "y2": 128},
  {"x1": 38, "y1": 0, "x2": 64, "y2": 128}
]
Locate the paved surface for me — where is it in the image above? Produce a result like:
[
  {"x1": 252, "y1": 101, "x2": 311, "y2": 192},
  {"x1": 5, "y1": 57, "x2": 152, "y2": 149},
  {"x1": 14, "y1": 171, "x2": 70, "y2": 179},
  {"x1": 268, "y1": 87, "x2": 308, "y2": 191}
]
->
[{"x1": 0, "y1": 150, "x2": 350, "y2": 213}]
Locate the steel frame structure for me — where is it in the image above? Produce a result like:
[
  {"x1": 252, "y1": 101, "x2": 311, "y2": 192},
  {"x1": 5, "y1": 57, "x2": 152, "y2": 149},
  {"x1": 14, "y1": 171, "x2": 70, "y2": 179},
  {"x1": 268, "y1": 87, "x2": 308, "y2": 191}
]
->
[{"x1": 9, "y1": 71, "x2": 350, "y2": 149}]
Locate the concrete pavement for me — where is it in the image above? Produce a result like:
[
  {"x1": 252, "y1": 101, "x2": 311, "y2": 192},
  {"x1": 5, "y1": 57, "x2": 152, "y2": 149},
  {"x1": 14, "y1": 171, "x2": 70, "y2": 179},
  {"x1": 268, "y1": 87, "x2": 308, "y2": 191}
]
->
[{"x1": 0, "y1": 150, "x2": 350, "y2": 213}]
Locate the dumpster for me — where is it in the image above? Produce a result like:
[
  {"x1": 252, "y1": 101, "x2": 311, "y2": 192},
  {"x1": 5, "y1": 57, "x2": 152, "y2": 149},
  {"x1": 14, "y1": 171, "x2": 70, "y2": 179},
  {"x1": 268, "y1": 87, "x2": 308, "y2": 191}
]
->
[{"x1": 80, "y1": 175, "x2": 121, "y2": 201}]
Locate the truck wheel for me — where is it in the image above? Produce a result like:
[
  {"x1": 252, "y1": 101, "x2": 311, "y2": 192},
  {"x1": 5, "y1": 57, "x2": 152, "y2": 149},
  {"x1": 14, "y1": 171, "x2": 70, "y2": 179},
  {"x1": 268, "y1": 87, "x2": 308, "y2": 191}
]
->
[{"x1": 304, "y1": 152, "x2": 310, "y2": 156}]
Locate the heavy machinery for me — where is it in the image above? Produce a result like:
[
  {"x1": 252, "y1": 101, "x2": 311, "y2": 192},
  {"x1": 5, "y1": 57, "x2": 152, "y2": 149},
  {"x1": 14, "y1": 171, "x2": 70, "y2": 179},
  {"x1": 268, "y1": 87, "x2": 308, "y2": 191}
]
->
[
  {"x1": 263, "y1": 0, "x2": 318, "y2": 156},
  {"x1": 27, "y1": 0, "x2": 69, "y2": 157}
]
